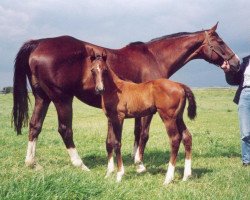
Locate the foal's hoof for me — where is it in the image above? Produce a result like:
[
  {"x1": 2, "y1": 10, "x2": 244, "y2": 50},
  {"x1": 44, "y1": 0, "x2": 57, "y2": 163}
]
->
[
  {"x1": 182, "y1": 174, "x2": 192, "y2": 181},
  {"x1": 163, "y1": 179, "x2": 173, "y2": 186},
  {"x1": 136, "y1": 163, "x2": 146, "y2": 173},
  {"x1": 34, "y1": 163, "x2": 43, "y2": 171},
  {"x1": 25, "y1": 159, "x2": 36, "y2": 168}
]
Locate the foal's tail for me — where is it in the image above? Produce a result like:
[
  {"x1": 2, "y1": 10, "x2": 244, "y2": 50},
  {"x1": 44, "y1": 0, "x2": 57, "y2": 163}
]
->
[
  {"x1": 12, "y1": 40, "x2": 39, "y2": 135},
  {"x1": 181, "y1": 84, "x2": 197, "y2": 120}
]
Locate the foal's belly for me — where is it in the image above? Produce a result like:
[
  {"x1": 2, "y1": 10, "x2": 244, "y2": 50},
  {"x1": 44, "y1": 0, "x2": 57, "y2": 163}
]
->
[{"x1": 125, "y1": 106, "x2": 157, "y2": 118}]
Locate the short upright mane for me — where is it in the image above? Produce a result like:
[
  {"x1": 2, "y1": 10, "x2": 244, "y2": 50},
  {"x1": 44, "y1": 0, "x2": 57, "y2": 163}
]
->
[{"x1": 149, "y1": 30, "x2": 205, "y2": 43}]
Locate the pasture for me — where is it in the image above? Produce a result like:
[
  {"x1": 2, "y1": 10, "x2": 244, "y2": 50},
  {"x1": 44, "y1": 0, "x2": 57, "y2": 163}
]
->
[{"x1": 0, "y1": 88, "x2": 249, "y2": 200}]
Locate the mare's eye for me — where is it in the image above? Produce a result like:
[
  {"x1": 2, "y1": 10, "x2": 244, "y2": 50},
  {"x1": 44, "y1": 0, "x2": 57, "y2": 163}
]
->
[{"x1": 91, "y1": 68, "x2": 95, "y2": 74}]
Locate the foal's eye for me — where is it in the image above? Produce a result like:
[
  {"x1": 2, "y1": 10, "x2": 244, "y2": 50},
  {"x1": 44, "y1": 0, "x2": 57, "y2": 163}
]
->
[{"x1": 91, "y1": 68, "x2": 95, "y2": 74}]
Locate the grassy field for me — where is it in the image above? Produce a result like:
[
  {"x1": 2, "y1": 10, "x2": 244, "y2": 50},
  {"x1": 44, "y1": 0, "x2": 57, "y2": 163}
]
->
[{"x1": 0, "y1": 88, "x2": 249, "y2": 200}]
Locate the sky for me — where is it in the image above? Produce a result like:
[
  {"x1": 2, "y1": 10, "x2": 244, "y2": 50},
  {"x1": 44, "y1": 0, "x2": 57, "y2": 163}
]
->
[{"x1": 0, "y1": 0, "x2": 249, "y2": 89}]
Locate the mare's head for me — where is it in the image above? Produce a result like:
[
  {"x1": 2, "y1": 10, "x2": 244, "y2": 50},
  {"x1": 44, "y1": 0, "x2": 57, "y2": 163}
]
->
[
  {"x1": 90, "y1": 49, "x2": 108, "y2": 95},
  {"x1": 199, "y1": 23, "x2": 240, "y2": 72}
]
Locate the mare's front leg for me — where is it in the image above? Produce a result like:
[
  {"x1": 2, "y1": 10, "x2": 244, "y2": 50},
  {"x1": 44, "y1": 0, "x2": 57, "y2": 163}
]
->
[
  {"x1": 25, "y1": 92, "x2": 50, "y2": 168},
  {"x1": 54, "y1": 97, "x2": 89, "y2": 171},
  {"x1": 134, "y1": 115, "x2": 153, "y2": 173},
  {"x1": 106, "y1": 117, "x2": 124, "y2": 182}
]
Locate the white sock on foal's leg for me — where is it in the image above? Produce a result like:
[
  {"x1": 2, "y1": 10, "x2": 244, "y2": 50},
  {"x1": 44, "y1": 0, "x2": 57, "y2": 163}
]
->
[
  {"x1": 134, "y1": 147, "x2": 146, "y2": 173},
  {"x1": 164, "y1": 162, "x2": 175, "y2": 185},
  {"x1": 67, "y1": 148, "x2": 90, "y2": 171},
  {"x1": 183, "y1": 159, "x2": 192, "y2": 181}
]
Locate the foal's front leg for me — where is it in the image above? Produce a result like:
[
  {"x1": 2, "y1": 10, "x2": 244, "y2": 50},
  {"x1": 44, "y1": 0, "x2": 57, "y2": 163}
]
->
[
  {"x1": 106, "y1": 117, "x2": 124, "y2": 182},
  {"x1": 105, "y1": 120, "x2": 115, "y2": 178}
]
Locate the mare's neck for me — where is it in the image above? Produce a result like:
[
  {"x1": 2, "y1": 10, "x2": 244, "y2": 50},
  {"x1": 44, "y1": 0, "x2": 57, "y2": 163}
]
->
[{"x1": 148, "y1": 31, "x2": 205, "y2": 77}]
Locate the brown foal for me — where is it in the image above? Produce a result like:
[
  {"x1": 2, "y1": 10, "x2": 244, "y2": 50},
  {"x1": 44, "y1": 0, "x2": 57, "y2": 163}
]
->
[{"x1": 90, "y1": 50, "x2": 197, "y2": 184}]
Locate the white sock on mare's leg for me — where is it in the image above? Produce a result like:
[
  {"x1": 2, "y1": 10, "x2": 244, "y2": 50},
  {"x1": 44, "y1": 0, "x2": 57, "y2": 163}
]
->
[
  {"x1": 67, "y1": 148, "x2": 90, "y2": 171},
  {"x1": 132, "y1": 143, "x2": 138, "y2": 158},
  {"x1": 25, "y1": 139, "x2": 37, "y2": 167}
]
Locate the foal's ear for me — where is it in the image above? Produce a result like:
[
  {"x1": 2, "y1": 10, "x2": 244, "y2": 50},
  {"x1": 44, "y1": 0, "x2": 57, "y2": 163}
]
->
[
  {"x1": 102, "y1": 49, "x2": 107, "y2": 61},
  {"x1": 90, "y1": 48, "x2": 96, "y2": 62}
]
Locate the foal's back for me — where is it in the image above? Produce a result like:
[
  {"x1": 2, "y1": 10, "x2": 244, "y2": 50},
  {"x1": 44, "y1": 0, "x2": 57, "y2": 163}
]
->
[{"x1": 110, "y1": 78, "x2": 185, "y2": 119}]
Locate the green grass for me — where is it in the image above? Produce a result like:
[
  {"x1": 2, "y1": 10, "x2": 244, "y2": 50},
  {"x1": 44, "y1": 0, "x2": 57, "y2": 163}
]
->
[{"x1": 0, "y1": 88, "x2": 249, "y2": 200}]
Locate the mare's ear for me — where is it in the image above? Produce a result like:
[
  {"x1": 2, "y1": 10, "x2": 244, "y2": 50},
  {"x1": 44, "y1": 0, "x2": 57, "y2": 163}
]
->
[
  {"x1": 90, "y1": 48, "x2": 96, "y2": 62},
  {"x1": 208, "y1": 22, "x2": 219, "y2": 34},
  {"x1": 102, "y1": 49, "x2": 107, "y2": 61}
]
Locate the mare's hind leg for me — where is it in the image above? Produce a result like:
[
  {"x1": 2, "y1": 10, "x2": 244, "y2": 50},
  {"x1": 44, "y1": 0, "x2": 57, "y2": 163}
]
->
[
  {"x1": 134, "y1": 115, "x2": 153, "y2": 173},
  {"x1": 54, "y1": 98, "x2": 89, "y2": 171},
  {"x1": 177, "y1": 118, "x2": 192, "y2": 181},
  {"x1": 162, "y1": 118, "x2": 182, "y2": 185},
  {"x1": 25, "y1": 92, "x2": 50, "y2": 168}
]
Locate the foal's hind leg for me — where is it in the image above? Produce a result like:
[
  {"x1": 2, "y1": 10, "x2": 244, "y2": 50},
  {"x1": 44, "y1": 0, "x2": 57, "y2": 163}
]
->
[
  {"x1": 162, "y1": 118, "x2": 182, "y2": 185},
  {"x1": 54, "y1": 98, "x2": 89, "y2": 171},
  {"x1": 25, "y1": 93, "x2": 50, "y2": 168},
  {"x1": 177, "y1": 118, "x2": 192, "y2": 181}
]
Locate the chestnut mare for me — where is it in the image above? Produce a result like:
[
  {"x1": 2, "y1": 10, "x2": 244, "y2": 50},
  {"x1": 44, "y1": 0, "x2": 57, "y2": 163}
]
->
[
  {"x1": 90, "y1": 50, "x2": 196, "y2": 184},
  {"x1": 12, "y1": 23, "x2": 239, "y2": 172}
]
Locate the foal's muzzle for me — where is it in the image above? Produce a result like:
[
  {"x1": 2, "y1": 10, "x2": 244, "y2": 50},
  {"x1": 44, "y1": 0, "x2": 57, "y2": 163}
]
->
[{"x1": 95, "y1": 86, "x2": 105, "y2": 95}]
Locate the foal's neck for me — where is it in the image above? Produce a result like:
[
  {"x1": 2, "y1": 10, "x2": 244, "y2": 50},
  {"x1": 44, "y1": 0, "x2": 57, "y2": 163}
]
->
[{"x1": 103, "y1": 67, "x2": 124, "y2": 93}]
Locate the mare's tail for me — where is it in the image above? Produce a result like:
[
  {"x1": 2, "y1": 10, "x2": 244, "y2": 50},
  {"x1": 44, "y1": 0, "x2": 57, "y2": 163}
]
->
[
  {"x1": 181, "y1": 84, "x2": 197, "y2": 120},
  {"x1": 12, "y1": 40, "x2": 39, "y2": 134}
]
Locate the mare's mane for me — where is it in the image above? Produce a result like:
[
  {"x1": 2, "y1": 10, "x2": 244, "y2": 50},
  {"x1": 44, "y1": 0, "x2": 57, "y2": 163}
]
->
[{"x1": 149, "y1": 30, "x2": 205, "y2": 43}]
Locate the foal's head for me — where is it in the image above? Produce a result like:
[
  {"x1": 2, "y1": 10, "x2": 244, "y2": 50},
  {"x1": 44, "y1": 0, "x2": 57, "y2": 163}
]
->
[{"x1": 90, "y1": 50, "x2": 108, "y2": 94}]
